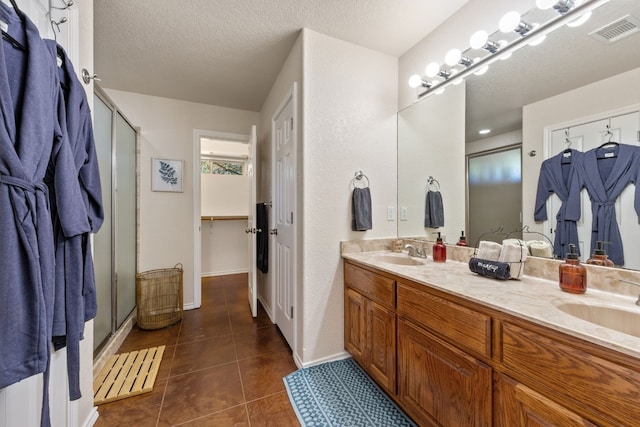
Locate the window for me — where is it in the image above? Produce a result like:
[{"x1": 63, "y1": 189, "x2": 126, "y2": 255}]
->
[{"x1": 200, "y1": 159, "x2": 244, "y2": 175}]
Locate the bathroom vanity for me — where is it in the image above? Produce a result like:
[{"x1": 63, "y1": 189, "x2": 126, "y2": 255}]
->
[{"x1": 343, "y1": 248, "x2": 640, "y2": 427}]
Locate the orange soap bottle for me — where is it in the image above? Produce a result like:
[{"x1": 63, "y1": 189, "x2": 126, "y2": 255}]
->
[
  {"x1": 456, "y1": 230, "x2": 468, "y2": 247},
  {"x1": 586, "y1": 241, "x2": 614, "y2": 267},
  {"x1": 433, "y1": 232, "x2": 447, "y2": 263},
  {"x1": 559, "y1": 244, "x2": 586, "y2": 294}
]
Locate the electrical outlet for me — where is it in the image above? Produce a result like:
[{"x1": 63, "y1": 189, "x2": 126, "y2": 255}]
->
[
  {"x1": 387, "y1": 206, "x2": 395, "y2": 221},
  {"x1": 400, "y1": 206, "x2": 408, "y2": 221}
]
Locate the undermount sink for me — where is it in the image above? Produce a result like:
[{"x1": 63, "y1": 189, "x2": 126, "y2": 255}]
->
[
  {"x1": 371, "y1": 254, "x2": 426, "y2": 266},
  {"x1": 555, "y1": 302, "x2": 640, "y2": 339}
]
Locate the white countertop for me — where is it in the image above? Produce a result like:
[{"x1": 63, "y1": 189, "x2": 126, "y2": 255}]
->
[{"x1": 343, "y1": 250, "x2": 640, "y2": 360}]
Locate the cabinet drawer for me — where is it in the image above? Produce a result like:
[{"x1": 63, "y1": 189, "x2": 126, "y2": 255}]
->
[
  {"x1": 344, "y1": 262, "x2": 395, "y2": 309},
  {"x1": 501, "y1": 321, "x2": 640, "y2": 426},
  {"x1": 397, "y1": 282, "x2": 491, "y2": 358}
]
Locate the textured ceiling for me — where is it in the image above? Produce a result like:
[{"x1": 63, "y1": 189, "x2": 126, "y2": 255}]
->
[{"x1": 94, "y1": 0, "x2": 470, "y2": 112}]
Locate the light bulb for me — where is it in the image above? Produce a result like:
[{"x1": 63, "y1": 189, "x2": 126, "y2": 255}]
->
[
  {"x1": 425, "y1": 62, "x2": 441, "y2": 78},
  {"x1": 445, "y1": 48, "x2": 462, "y2": 66},
  {"x1": 536, "y1": 0, "x2": 557, "y2": 9},
  {"x1": 469, "y1": 30, "x2": 489, "y2": 50},
  {"x1": 499, "y1": 11, "x2": 521, "y2": 33},
  {"x1": 408, "y1": 74, "x2": 423, "y2": 88}
]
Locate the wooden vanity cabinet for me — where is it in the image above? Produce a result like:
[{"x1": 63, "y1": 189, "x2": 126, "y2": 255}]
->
[
  {"x1": 494, "y1": 373, "x2": 598, "y2": 427},
  {"x1": 344, "y1": 262, "x2": 396, "y2": 394},
  {"x1": 398, "y1": 318, "x2": 492, "y2": 426},
  {"x1": 343, "y1": 259, "x2": 640, "y2": 427}
]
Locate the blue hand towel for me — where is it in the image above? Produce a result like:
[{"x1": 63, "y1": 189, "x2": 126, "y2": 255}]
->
[
  {"x1": 468, "y1": 257, "x2": 511, "y2": 280},
  {"x1": 424, "y1": 190, "x2": 444, "y2": 228},
  {"x1": 352, "y1": 187, "x2": 372, "y2": 231}
]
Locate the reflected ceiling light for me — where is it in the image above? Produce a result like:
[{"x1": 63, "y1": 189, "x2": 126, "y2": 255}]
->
[
  {"x1": 445, "y1": 48, "x2": 473, "y2": 67},
  {"x1": 499, "y1": 11, "x2": 533, "y2": 36},
  {"x1": 566, "y1": 0, "x2": 592, "y2": 27},
  {"x1": 469, "y1": 30, "x2": 500, "y2": 53},
  {"x1": 497, "y1": 40, "x2": 512, "y2": 59},
  {"x1": 434, "y1": 87, "x2": 446, "y2": 95},
  {"x1": 537, "y1": 0, "x2": 575, "y2": 14},
  {"x1": 479, "y1": 129, "x2": 491, "y2": 135},
  {"x1": 473, "y1": 58, "x2": 489, "y2": 75},
  {"x1": 528, "y1": 24, "x2": 547, "y2": 45},
  {"x1": 408, "y1": 74, "x2": 432, "y2": 89},
  {"x1": 566, "y1": 10, "x2": 591, "y2": 26}
]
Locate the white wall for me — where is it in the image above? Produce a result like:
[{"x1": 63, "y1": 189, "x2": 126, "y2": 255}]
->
[
  {"x1": 201, "y1": 220, "x2": 248, "y2": 276},
  {"x1": 300, "y1": 29, "x2": 398, "y2": 365},
  {"x1": 201, "y1": 175, "x2": 248, "y2": 216},
  {"x1": 104, "y1": 89, "x2": 259, "y2": 308},
  {"x1": 522, "y1": 66, "x2": 640, "y2": 235},
  {"x1": 466, "y1": 129, "x2": 523, "y2": 156}
]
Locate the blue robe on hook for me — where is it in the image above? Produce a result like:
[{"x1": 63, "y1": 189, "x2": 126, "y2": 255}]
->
[
  {"x1": 534, "y1": 149, "x2": 583, "y2": 258},
  {"x1": 574, "y1": 143, "x2": 640, "y2": 266},
  {"x1": 0, "y1": 4, "x2": 89, "y2": 425},
  {"x1": 45, "y1": 39, "x2": 103, "y2": 402}
]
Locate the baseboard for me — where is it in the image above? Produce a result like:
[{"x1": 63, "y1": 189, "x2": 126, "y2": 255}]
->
[
  {"x1": 201, "y1": 269, "x2": 248, "y2": 277},
  {"x1": 297, "y1": 351, "x2": 351, "y2": 369},
  {"x1": 82, "y1": 407, "x2": 99, "y2": 427},
  {"x1": 183, "y1": 302, "x2": 197, "y2": 311}
]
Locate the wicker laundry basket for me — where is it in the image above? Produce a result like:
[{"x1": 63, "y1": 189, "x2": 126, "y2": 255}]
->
[{"x1": 136, "y1": 263, "x2": 183, "y2": 330}]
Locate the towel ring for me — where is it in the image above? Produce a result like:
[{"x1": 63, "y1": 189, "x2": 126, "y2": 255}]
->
[
  {"x1": 353, "y1": 171, "x2": 370, "y2": 188},
  {"x1": 427, "y1": 176, "x2": 440, "y2": 191}
]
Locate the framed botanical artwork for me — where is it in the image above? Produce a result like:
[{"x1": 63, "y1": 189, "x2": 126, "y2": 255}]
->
[{"x1": 152, "y1": 158, "x2": 184, "y2": 192}]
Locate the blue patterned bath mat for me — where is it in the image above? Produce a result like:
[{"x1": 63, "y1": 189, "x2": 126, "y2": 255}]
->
[{"x1": 283, "y1": 357, "x2": 416, "y2": 427}]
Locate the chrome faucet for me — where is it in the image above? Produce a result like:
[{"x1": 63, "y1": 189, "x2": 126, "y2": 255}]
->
[
  {"x1": 619, "y1": 279, "x2": 640, "y2": 306},
  {"x1": 405, "y1": 244, "x2": 426, "y2": 258}
]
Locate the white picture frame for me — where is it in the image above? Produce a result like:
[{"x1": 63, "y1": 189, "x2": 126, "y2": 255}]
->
[{"x1": 152, "y1": 158, "x2": 184, "y2": 192}]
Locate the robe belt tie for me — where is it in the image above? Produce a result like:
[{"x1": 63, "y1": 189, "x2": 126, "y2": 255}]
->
[
  {"x1": 593, "y1": 201, "x2": 616, "y2": 233},
  {"x1": 0, "y1": 174, "x2": 47, "y2": 193}
]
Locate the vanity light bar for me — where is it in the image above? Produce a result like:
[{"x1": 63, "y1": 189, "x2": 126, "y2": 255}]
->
[{"x1": 413, "y1": 0, "x2": 610, "y2": 99}]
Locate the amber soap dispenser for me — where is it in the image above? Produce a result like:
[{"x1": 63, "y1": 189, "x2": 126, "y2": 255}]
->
[
  {"x1": 433, "y1": 232, "x2": 447, "y2": 263},
  {"x1": 586, "y1": 241, "x2": 614, "y2": 267},
  {"x1": 456, "y1": 230, "x2": 468, "y2": 247},
  {"x1": 559, "y1": 244, "x2": 586, "y2": 294}
]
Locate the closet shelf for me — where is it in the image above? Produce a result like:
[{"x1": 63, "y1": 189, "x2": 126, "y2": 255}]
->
[{"x1": 201, "y1": 215, "x2": 248, "y2": 221}]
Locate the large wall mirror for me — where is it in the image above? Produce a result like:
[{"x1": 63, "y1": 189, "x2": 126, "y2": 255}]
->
[{"x1": 398, "y1": 0, "x2": 640, "y2": 268}]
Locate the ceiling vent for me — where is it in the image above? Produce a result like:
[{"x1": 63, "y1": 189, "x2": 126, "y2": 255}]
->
[{"x1": 589, "y1": 14, "x2": 640, "y2": 44}]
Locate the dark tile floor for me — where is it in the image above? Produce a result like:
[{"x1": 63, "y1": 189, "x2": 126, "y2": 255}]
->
[{"x1": 95, "y1": 274, "x2": 300, "y2": 426}]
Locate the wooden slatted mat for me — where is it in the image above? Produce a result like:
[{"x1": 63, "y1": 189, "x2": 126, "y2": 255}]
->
[{"x1": 93, "y1": 345, "x2": 165, "y2": 405}]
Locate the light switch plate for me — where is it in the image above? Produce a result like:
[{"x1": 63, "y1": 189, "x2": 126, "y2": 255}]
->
[
  {"x1": 387, "y1": 206, "x2": 395, "y2": 221},
  {"x1": 400, "y1": 206, "x2": 408, "y2": 221}
]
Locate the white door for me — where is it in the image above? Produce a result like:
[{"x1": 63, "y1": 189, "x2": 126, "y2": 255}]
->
[
  {"x1": 247, "y1": 125, "x2": 258, "y2": 317},
  {"x1": 273, "y1": 87, "x2": 296, "y2": 349}
]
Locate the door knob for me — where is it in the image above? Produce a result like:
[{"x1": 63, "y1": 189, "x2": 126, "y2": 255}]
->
[{"x1": 270, "y1": 229, "x2": 278, "y2": 235}]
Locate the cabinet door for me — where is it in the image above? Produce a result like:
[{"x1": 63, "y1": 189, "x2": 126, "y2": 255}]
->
[
  {"x1": 398, "y1": 319, "x2": 492, "y2": 427},
  {"x1": 366, "y1": 300, "x2": 396, "y2": 394},
  {"x1": 495, "y1": 374, "x2": 598, "y2": 427},
  {"x1": 345, "y1": 288, "x2": 366, "y2": 364}
]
